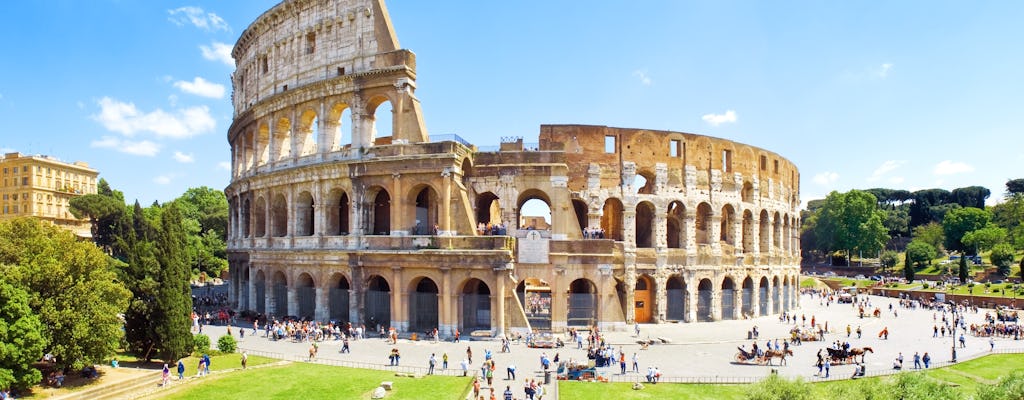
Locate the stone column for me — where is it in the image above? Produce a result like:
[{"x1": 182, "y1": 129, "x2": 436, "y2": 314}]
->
[
  {"x1": 624, "y1": 262, "x2": 637, "y2": 324},
  {"x1": 685, "y1": 209, "x2": 697, "y2": 258},
  {"x1": 751, "y1": 280, "x2": 760, "y2": 318},
  {"x1": 441, "y1": 168, "x2": 452, "y2": 234},
  {"x1": 654, "y1": 274, "x2": 667, "y2": 323},
  {"x1": 623, "y1": 210, "x2": 637, "y2": 247},
  {"x1": 267, "y1": 118, "x2": 276, "y2": 165},
  {"x1": 317, "y1": 100, "x2": 329, "y2": 158},
  {"x1": 654, "y1": 213, "x2": 667, "y2": 249},
  {"x1": 711, "y1": 284, "x2": 721, "y2": 321},
  {"x1": 314, "y1": 285, "x2": 327, "y2": 322},
  {"x1": 733, "y1": 285, "x2": 742, "y2": 320},
  {"x1": 686, "y1": 271, "x2": 697, "y2": 323},
  {"x1": 440, "y1": 267, "x2": 453, "y2": 336},
  {"x1": 709, "y1": 214, "x2": 722, "y2": 255},
  {"x1": 287, "y1": 283, "x2": 298, "y2": 317},
  {"x1": 248, "y1": 267, "x2": 257, "y2": 311},
  {"x1": 290, "y1": 108, "x2": 300, "y2": 163},
  {"x1": 551, "y1": 269, "x2": 567, "y2": 333},
  {"x1": 494, "y1": 269, "x2": 507, "y2": 337},
  {"x1": 751, "y1": 215, "x2": 761, "y2": 261},
  {"x1": 391, "y1": 266, "x2": 405, "y2": 332}
]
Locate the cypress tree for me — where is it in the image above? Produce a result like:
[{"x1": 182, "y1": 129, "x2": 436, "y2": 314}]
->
[
  {"x1": 958, "y1": 252, "x2": 970, "y2": 284},
  {"x1": 904, "y1": 251, "x2": 915, "y2": 283},
  {"x1": 155, "y1": 203, "x2": 195, "y2": 362}
]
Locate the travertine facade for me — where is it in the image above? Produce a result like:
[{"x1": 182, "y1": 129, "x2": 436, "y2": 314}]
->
[
  {"x1": 0, "y1": 152, "x2": 98, "y2": 238},
  {"x1": 226, "y1": 0, "x2": 801, "y2": 336}
]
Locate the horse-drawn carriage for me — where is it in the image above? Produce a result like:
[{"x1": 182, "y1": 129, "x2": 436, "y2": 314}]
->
[
  {"x1": 557, "y1": 361, "x2": 597, "y2": 381},
  {"x1": 825, "y1": 347, "x2": 873, "y2": 365},
  {"x1": 790, "y1": 327, "x2": 820, "y2": 342},
  {"x1": 735, "y1": 347, "x2": 794, "y2": 365}
]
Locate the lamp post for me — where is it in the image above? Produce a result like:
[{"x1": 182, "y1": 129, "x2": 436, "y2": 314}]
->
[{"x1": 950, "y1": 301, "x2": 958, "y2": 363}]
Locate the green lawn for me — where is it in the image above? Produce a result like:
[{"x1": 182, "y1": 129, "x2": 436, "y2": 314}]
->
[
  {"x1": 558, "y1": 354, "x2": 1024, "y2": 400},
  {"x1": 161, "y1": 362, "x2": 472, "y2": 400},
  {"x1": 175, "y1": 352, "x2": 277, "y2": 375}
]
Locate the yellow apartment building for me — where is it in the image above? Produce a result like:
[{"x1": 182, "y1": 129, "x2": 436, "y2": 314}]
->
[{"x1": 0, "y1": 152, "x2": 99, "y2": 238}]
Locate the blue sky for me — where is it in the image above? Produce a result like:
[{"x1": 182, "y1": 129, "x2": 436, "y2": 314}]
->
[{"x1": 1, "y1": 1, "x2": 1021, "y2": 207}]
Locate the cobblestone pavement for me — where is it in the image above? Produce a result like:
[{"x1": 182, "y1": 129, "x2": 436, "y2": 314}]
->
[{"x1": 199, "y1": 293, "x2": 1023, "y2": 398}]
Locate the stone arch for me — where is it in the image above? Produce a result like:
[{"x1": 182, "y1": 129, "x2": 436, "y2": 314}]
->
[
  {"x1": 273, "y1": 116, "x2": 292, "y2": 161},
  {"x1": 772, "y1": 276, "x2": 781, "y2": 314},
  {"x1": 517, "y1": 278, "x2": 552, "y2": 331},
  {"x1": 409, "y1": 277, "x2": 439, "y2": 333},
  {"x1": 241, "y1": 197, "x2": 252, "y2": 238},
  {"x1": 329, "y1": 272, "x2": 350, "y2": 323},
  {"x1": 759, "y1": 276, "x2": 770, "y2": 316},
  {"x1": 759, "y1": 210, "x2": 771, "y2": 253},
  {"x1": 295, "y1": 191, "x2": 314, "y2": 236},
  {"x1": 720, "y1": 204, "x2": 736, "y2": 245},
  {"x1": 783, "y1": 214, "x2": 791, "y2": 253},
  {"x1": 475, "y1": 191, "x2": 501, "y2": 229},
  {"x1": 635, "y1": 201, "x2": 656, "y2": 248},
  {"x1": 572, "y1": 199, "x2": 588, "y2": 235},
  {"x1": 773, "y1": 211, "x2": 783, "y2": 249},
  {"x1": 255, "y1": 269, "x2": 266, "y2": 314},
  {"x1": 742, "y1": 181, "x2": 754, "y2": 203},
  {"x1": 665, "y1": 275, "x2": 686, "y2": 322},
  {"x1": 256, "y1": 123, "x2": 270, "y2": 165},
  {"x1": 666, "y1": 201, "x2": 685, "y2": 249},
  {"x1": 254, "y1": 196, "x2": 267, "y2": 237},
  {"x1": 271, "y1": 193, "x2": 288, "y2": 237},
  {"x1": 364, "y1": 275, "x2": 391, "y2": 330},
  {"x1": 721, "y1": 276, "x2": 736, "y2": 320},
  {"x1": 459, "y1": 278, "x2": 491, "y2": 332},
  {"x1": 696, "y1": 202, "x2": 713, "y2": 245},
  {"x1": 567, "y1": 278, "x2": 598, "y2": 327},
  {"x1": 601, "y1": 197, "x2": 624, "y2": 241},
  {"x1": 326, "y1": 188, "x2": 350, "y2": 235},
  {"x1": 634, "y1": 169, "x2": 655, "y2": 195},
  {"x1": 296, "y1": 272, "x2": 316, "y2": 320},
  {"x1": 370, "y1": 187, "x2": 391, "y2": 235},
  {"x1": 741, "y1": 276, "x2": 754, "y2": 318},
  {"x1": 696, "y1": 278, "x2": 713, "y2": 322},
  {"x1": 634, "y1": 274, "x2": 654, "y2": 323},
  {"x1": 296, "y1": 107, "x2": 318, "y2": 157},
  {"x1": 409, "y1": 184, "x2": 440, "y2": 234},
  {"x1": 742, "y1": 209, "x2": 754, "y2": 253},
  {"x1": 459, "y1": 157, "x2": 474, "y2": 188},
  {"x1": 517, "y1": 189, "x2": 551, "y2": 230},
  {"x1": 327, "y1": 101, "x2": 352, "y2": 151},
  {"x1": 366, "y1": 95, "x2": 394, "y2": 143},
  {"x1": 271, "y1": 270, "x2": 288, "y2": 317}
]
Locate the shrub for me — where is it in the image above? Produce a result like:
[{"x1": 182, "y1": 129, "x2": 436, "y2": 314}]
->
[
  {"x1": 746, "y1": 375, "x2": 812, "y2": 400},
  {"x1": 217, "y1": 334, "x2": 237, "y2": 353},
  {"x1": 194, "y1": 333, "x2": 210, "y2": 353}
]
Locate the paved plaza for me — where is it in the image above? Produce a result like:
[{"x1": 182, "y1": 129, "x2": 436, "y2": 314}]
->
[{"x1": 199, "y1": 291, "x2": 1022, "y2": 397}]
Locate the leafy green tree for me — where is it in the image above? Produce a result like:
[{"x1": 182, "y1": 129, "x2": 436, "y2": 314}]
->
[
  {"x1": 962, "y1": 225, "x2": 1007, "y2": 254},
  {"x1": 69, "y1": 193, "x2": 125, "y2": 252},
  {"x1": 975, "y1": 369, "x2": 1024, "y2": 400},
  {"x1": 906, "y1": 240, "x2": 937, "y2": 268},
  {"x1": 119, "y1": 202, "x2": 163, "y2": 359},
  {"x1": 990, "y1": 244, "x2": 1016, "y2": 276},
  {"x1": 959, "y1": 252, "x2": 970, "y2": 283},
  {"x1": 154, "y1": 203, "x2": 196, "y2": 363},
  {"x1": 1020, "y1": 257, "x2": 1024, "y2": 282},
  {"x1": 1007, "y1": 179, "x2": 1024, "y2": 195},
  {"x1": 943, "y1": 207, "x2": 992, "y2": 254},
  {"x1": 880, "y1": 250, "x2": 899, "y2": 272},
  {"x1": 910, "y1": 188, "x2": 951, "y2": 227},
  {"x1": 991, "y1": 187, "x2": 1024, "y2": 249},
  {"x1": 913, "y1": 222, "x2": 946, "y2": 253},
  {"x1": 172, "y1": 187, "x2": 229, "y2": 279},
  {"x1": 0, "y1": 218, "x2": 130, "y2": 370},
  {"x1": 217, "y1": 334, "x2": 237, "y2": 353},
  {"x1": 0, "y1": 275, "x2": 46, "y2": 391},
  {"x1": 904, "y1": 251, "x2": 915, "y2": 283},
  {"x1": 950, "y1": 186, "x2": 991, "y2": 209},
  {"x1": 812, "y1": 190, "x2": 888, "y2": 265},
  {"x1": 194, "y1": 334, "x2": 211, "y2": 353}
]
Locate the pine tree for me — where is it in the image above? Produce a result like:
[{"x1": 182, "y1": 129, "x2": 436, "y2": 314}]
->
[
  {"x1": 904, "y1": 251, "x2": 915, "y2": 283},
  {"x1": 120, "y1": 202, "x2": 163, "y2": 359},
  {"x1": 154, "y1": 203, "x2": 195, "y2": 362},
  {"x1": 958, "y1": 252, "x2": 970, "y2": 284}
]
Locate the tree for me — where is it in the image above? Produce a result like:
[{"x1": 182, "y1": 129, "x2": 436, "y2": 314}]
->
[
  {"x1": 912, "y1": 223, "x2": 946, "y2": 253},
  {"x1": 0, "y1": 275, "x2": 46, "y2": 391},
  {"x1": 119, "y1": 202, "x2": 163, "y2": 359},
  {"x1": 910, "y1": 189, "x2": 951, "y2": 227},
  {"x1": 172, "y1": 187, "x2": 229, "y2": 279},
  {"x1": 906, "y1": 240, "x2": 937, "y2": 268},
  {"x1": 812, "y1": 190, "x2": 888, "y2": 265},
  {"x1": 961, "y1": 225, "x2": 1007, "y2": 254},
  {"x1": 904, "y1": 251, "x2": 915, "y2": 283},
  {"x1": 990, "y1": 244, "x2": 1015, "y2": 276},
  {"x1": 1007, "y1": 179, "x2": 1024, "y2": 195},
  {"x1": 950, "y1": 186, "x2": 991, "y2": 209},
  {"x1": 959, "y1": 252, "x2": 970, "y2": 283},
  {"x1": 154, "y1": 204, "x2": 195, "y2": 362},
  {"x1": 69, "y1": 193, "x2": 125, "y2": 252},
  {"x1": 943, "y1": 207, "x2": 992, "y2": 254},
  {"x1": 0, "y1": 218, "x2": 130, "y2": 370},
  {"x1": 881, "y1": 250, "x2": 899, "y2": 272}
]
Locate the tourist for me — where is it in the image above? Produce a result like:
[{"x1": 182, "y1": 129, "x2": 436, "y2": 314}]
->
[
  {"x1": 428, "y1": 353, "x2": 436, "y2": 375},
  {"x1": 341, "y1": 337, "x2": 350, "y2": 353},
  {"x1": 503, "y1": 385, "x2": 514, "y2": 400},
  {"x1": 177, "y1": 359, "x2": 185, "y2": 380},
  {"x1": 632, "y1": 352, "x2": 639, "y2": 373},
  {"x1": 241, "y1": 351, "x2": 248, "y2": 370},
  {"x1": 443, "y1": 352, "x2": 449, "y2": 369},
  {"x1": 461, "y1": 358, "x2": 470, "y2": 376},
  {"x1": 913, "y1": 352, "x2": 922, "y2": 369},
  {"x1": 472, "y1": 378, "x2": 481, "y2": 398},
  {"x1": 823, "y1": 358, "x2": 831, "y2": 378},
  {"x1": 161, "y1": 364, "x2": 170, "y2": 387},
  {"x1": 922, "y1": 352, "x2": 931, "y2": 368},
  {"x1": 507, "y1": 363, "x2": 516, "y2": 380},
  {"x1": 990, "y1": 337, "x2": 995, "y2": 351}
]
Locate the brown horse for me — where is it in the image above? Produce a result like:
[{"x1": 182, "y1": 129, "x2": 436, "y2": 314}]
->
[
  {"x1": 848, "y1": 346, "x2": 873, "y2": 363},
  {"x1": 761, "y1": 349, "x2": 794, "y2": 366}
]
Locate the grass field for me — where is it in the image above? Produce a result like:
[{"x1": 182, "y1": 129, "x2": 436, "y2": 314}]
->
[
  {"x1": 558, "y1": 353, "x2": 1024, "y2": 400},
  {"x1": 160, "y1": 361, "x2": 473, "y2": 400}
]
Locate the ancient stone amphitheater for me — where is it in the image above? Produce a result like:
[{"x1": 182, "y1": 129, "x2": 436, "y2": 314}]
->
[{"x1": 225, "y1": 0, "x2": 801, "y2": 336}]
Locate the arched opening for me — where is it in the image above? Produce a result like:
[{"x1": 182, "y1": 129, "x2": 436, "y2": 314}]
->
[
  {"x1": 460, "y1": 279, "x2": 491, "y2": 332},
  {"x1": 666, "y1": 201, "x2": 685, "y2": 249},
  {"x1": 568, "y1": 279, "x2": 597, "y2": 327},
  {"x1": 328, "y1": 102, "x2": 352, "y2": 151},
  {"x1": 272, "y1": 271, "x2": 288, "y2": 317},
  {"x1": 367, "y1": 98, "x2": 394, "y2": 143},
  {"x1": 256, "y1": 124, "x2": 270, "y2": 165},
  {"x1": 254, "y1": 197, "x2": 267, "y2": 237},
  {"x1": 633, "y1": 172, "x2": 654, "y2": 195},
  {"x1": 409, "y1": 277, "x2": 439, "y2": 333},
  {"x1": 364, "y1": 275, "x2": 391, "y2": 330},
  {"x1": 697, "y1": 279, "x2": 713, "y2": 322},
  {"x1": 741, "y1": 181, "x2": 754, "y2": 203},
  {"x1": 371, "y1": 189, "x2": 391, "y2": 235},
  {"x1": 741, "y1": 277, "x2": 754, "y2": 318},
  {"x1": 759, "y1": 277, "x2": 770, "y2": 316},
  {"x1": 517, "y1": 278, "x2": 552, "y2": 331},
  {"x1": 297, "y1": 108, "x2": 318, "y2": 157},
  {"x1": 296, "y1": 191, "x2": 314, "y2": 236},
  {"x1": 326, "y1": 189, "x2": 350, "y2": 235},
  {"x1": 773, "y1": 212, "x2": 782, "y2": 249},
  {"x1": 666, "y1": 275, "x2": 686, "y2": 322},
  {"x1": 271, "y1": 193, "x2": 287, "y2": 237},
  {"x1": 273, "y1": 117, "x2": 292, "y2": 162},
  {"x1": 772, "y1": 276, "x2": 781, "y2": 314},
  {"x1": 475, "y1": 192, "x2": 501, "y2": 229},
  {"x1": 696, "y1": 202, "x2": 713, "y2": 245},
  {"x1": 759, "y1": 210, "x2": 771, "y2": 253},
  {"x1": 721, "y1": 277, "x2": 736, "y2": 320},
  {"x1": 634, "y1": 275, "x2": 653, "y2": 323},
  {"x1": 329, "y1": 273, "x2": 350, "y2": 323},
  {"x1": 742, "y1": 210, "x2": 754, "y2": 254},
  {"x1": 783, "y1": 215, "x2": 791, "y2": 253},
  {"x1": 571, "y1": 199, "x2": 588, "y2": 235},
  {"x1": 296, "y1": 273, "x2": 315, "y2": 320},
  {"x1": 635, "y1": 202, "x2": 655, "y2": 248},
  {"x1": 241, "y1": 198, "x2": 251, "y2": 238},
  {"x1": 412, "y1": 186, "x2": 438, "y2": 235},
  {"x1": 255, "y1": 270, "x2": 266, "y2": 314},
  {"x1": 601, "y1": 198, "x2": 624, "y2": 241},
  {"x1": 518, "y1": 192, "x2": 551, "y2": 231},
  {"x1": 720, "y1": 204, "x2": 736, "y2": 245}
]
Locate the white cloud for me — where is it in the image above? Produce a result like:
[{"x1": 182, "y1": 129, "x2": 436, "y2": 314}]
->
[
  {"x1": 867, "y1": 160, "x2": 907, "y2": 182},
  {"x1": 200, "y1": 42, "x2": 234, "y2": 67},
  {"x1": 933, "y1": 160, "x2": 975, "y2": 176},
  {"x1": 173, "y1": 77, "x2": 225, "y2": 99},
  {"x1": 701, "y1": 110, "x2": 738, "y2": 127},
  {"x1": 876, "y1": 63, "x2": 893, "y2": 79},
  {"x1": 153, "y1": 174, "x2": 175, "y2": 185},
  {"x1": 173, "y1": 151, "x2": 194, "y2": 163},
  {"x1": 812, "y1": 171, "x2": 839, "y2": 186},
  {"x1": 90, "y1": 136, "x2": 161, "y2": 156},
  {"x1": 632, "y1": 69, "x2": 652, "y2": 86},
  {"x1": 168, "y1": 7, "x2": 229, "y2": 32},
  {"x1": 92, "y1": 97, "x2": 216, "y2": 139},
  {"x1": 217, "y1": 161, "x2": 231, "y2": 171}
]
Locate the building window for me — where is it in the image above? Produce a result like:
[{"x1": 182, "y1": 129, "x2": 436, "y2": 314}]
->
[
  {"x1": 260, "y1": 56, "x2": 269, "y2": 74},
  {"x1": 337, "y1": 67, "x2": 346, "y2": 76},
  {"x1": 305, "y1": 32, "x2": 316, "y2": 54},
  {"x1": 670, "y1": 139, "x2": 681, "y2": 158},
  {"x1": 12, "y1": 205, "x2": 17, "y2": 213},
  {"x1": 22, "y1": 166, "x2": 27, "y2": 172},
  {"x1": 722, "y1": 150, "x2": 733, "y2": 173},
  {"x1": 21, "y1": 177, "x2": 28, "y2": 186},
  {"x1": 760, "y1": 155, "x2": 767, "y2": 171},
  {"x1": 774, "y1": 160, "x2": 779, "y2": 174},
  {"x1": 605, "y1": 136, "x2": 616, "y2": 154}
]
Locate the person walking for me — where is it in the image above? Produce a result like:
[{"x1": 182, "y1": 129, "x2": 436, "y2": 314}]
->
[
  {"x1": 632, "y1": 352, "x2": 639, "y2": 373},
  {"x1": 428, "y1": 353, "x2": 436, "y2": 375},
  {"x1": 824, "y1": 358, "x2": 831, "y2": 378},
  {"x1": 177, "y1": 359, "x2": 185, "y2": 380},
  {"x1": 461, "y1": 358, "x2": 469, "y2": 376},
  {"x1": 443, "y1": 352, "x2": 449, "y2": 369},
  {"x1": 341, "y1": 337, "x2": 350, "y2": 353},
  {"x1": 922, "y1": 352, "x2": 931, "y2": 368},
  {"x1": 990, "y1": 337, "x2": 995, "y2": 351},
  {"x1": 161, "y1": 364, "x2": 170, "y2": 387},
  {"x1": 913, "y1": 352, "x2": 922, "y2": 369},
  {"x1": 619, "y1": 352, "x2": 627, "y2": 374}
]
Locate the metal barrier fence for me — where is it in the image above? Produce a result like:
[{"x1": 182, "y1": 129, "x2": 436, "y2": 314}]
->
[{"x1": 237, "y1": 347, "x2": 481, "y2": 379}]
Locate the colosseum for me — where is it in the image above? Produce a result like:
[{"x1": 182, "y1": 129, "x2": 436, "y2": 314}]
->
[{"x1": 225, "y1": 0, "x2": 802, "y2": 337}]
